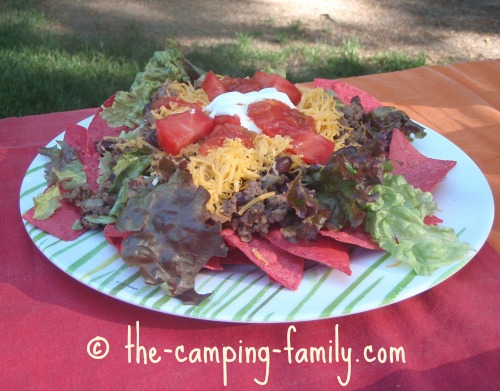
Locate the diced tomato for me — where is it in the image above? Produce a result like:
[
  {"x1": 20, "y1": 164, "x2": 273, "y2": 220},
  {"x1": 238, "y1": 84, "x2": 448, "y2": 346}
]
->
[
  {"x1": 201, "y1": 71, "x2": 227, "y2": 101},
  {"x1": 213, "y1": 115, "x2": 241, "y2": 126},
  {"x1": 198, "y1": 123, "x2": 256, "y2": 155},
  {"x1": 156, "y1": 110, "x2": 215, "y2": 155},
  {"x1": 247, "y1": 100, "x2": 315, "y2": 137},
  {"x1": 253, "y1": 71, "x2": 302, "y2": 105},
  {"x1": 220, "y1": 76, "x2": 261, "y2": 94},
  {"x1": 248, "y1": 99, "x2": 334, "y2": 164},
  {"x1": 150, "y1": 96, "x2": 201, "y2": 111},
  {"x1": 288, "y1": 132, "x2": 335, "y2": 165}
]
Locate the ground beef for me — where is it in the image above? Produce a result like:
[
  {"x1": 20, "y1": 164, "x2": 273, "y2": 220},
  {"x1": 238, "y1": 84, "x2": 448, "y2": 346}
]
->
[
  {"x1": 339, "y1": 96, "x2": 369, "y2": 147},
  {"x1": 78, "y1": 181, "x2": 117, "y2": 229},
  {"x1": 222, "y1": 179, "x2": 293, "y2": 242},
  {"x1": 139, "y1": 126, "x2": 159, "y2": 148}
]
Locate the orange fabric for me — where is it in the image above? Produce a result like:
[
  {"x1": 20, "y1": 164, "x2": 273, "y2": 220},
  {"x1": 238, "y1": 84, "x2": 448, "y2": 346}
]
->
[{"x1": 340, "y1": 60, "x2": 499, "y2": 252}]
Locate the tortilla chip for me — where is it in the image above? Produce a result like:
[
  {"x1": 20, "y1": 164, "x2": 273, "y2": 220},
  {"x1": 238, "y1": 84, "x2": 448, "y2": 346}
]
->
[
  {"x1": 23, "y1": 199, "x2": 86, "y2": 241},
  {"x1": 83, "y1": 148, "x2": 101, "y2": 192},
  {"x1": 219, "y1": 247, "x2": 253, "y2": 265},
  {"x1": 204, "y1": 257, "x2": 224, "y2": 271},
  {"x1": 103, "y1": 224, "x2": 132, "y2": 254},
  {"x1": 87, "y1": 94, "x2": 126, "y2": 143},
  {"x1": 313, "y1": 79, "x2": 382, "y2": 112},
  {"x1": 424, "y1": 215, "x2": 443, "y2": 226},
  {"x1": 63, "y1": 123, "x2": 89, "y2": 165},
  {"x1": 319, "y1": 228, "x2": 381, "y2": 251},
  {"x1": 389, "y1": 128, "x2": 457, "y2": 192},
  {"x1": 221, "y1": 229, "x2": 304, "y2": 290},
  {"x1": 266, "y1": 228, "x2": 352, "y2": 275}
]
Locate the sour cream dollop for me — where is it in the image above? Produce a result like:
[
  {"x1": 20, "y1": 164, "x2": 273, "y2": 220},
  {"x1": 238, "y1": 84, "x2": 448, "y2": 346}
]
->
[{"x1": 204, "y1": 88, "x2": 295, "y2": 133}]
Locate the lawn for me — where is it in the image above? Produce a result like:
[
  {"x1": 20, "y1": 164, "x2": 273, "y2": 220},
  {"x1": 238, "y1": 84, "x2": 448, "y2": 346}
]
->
[{"x1": 0, "y1": 2, "x2": 425, "y2": 118}]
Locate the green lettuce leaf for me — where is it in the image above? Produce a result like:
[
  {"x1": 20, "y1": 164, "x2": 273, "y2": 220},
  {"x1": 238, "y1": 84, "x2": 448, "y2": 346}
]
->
[
  {"x1": 301, "y1": 139, "x2": 390, "y2": 231},
  {"x1": 33, "y1": 141, "x2": 87, "y2": 220},
  {"x1": 39, "y1": 141, "x2": 87, "y2": 191},
  {"x1": 365, "y1": 174, "x2": 472, "y2": 275},
  {"x1": 109, "y1": 150, "x2": 151, "y2": 194},
  {"x1": 100, "y1": 41, "x2": 193, "y2": 129},
  {"x1": 33, "y1": 185, "x2": 62, "y2": 220}
]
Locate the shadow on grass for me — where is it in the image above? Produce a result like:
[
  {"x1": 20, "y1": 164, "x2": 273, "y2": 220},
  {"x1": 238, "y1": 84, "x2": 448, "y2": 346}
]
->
[{"x1": 1, "y1": 1, "x2": 425, "y2": 118}]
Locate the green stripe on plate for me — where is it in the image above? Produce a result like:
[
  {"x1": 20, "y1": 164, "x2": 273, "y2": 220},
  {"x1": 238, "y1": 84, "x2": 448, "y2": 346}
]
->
[
  {"x1": 232, "y1": 281, "x2": 275, "y2": 322},
  {"x1": 246, "y1": 285, "x2": 286, "y2": 321},
  {"x1": 139, "y1": 286, "x2": 162, "y2": 306},
  {"x1": 343, "y1": 276, "x2": 383, "y2": 314},
  {"x1": 32, "y1": 231, "x2": 48, "y2": 244},
  {"x1": 41, "y1": 239, "x2": 62, "y2": 252},
  {"x1": 88, "y1": 270, "x2": 115, "y2": 283},
  {"x1": 183, "y1": 273, "x2": 236, "y2": 317},
  {"x1": 286, "y1": 268, "x2": 334, "y2": 321},
  {"x1": 192, "y1": 269, "x2": 259, "y2": 318},
  {"x1": 170, "y1": 272, "x2": 220, "y2": 313},
  {"x1": 20, "y1": 182, "x2": 46, "y2": 199},
  {"x1": 263, "y1": 313, "x2": 274, "y2": 322},
  {"x1": 97, "y1": 263, "x2": 130, "y2": 290},
  {"x1": 109, "y1": 272, "x2": 141, "y2": 296},
  {"x1": 81, "y1": 253, "x2": 121, "y2": 280},
  {"x1": 320, "y1": 252, "x2": 391, "y2": 318},
  {"x1": 66, "y1": 239, "x2": 109, "y2": 274},
  {"x1": 51, "y1": 230, "x2": 101, "y2": 257},
  {"x1": 152, "y1": 292, "x2": 173, "y2": 309},
  {"x1": 26, "y1": 164, "x2": 45, "y2": 175},
  {"x1": 381, "y1": 270, "x2": 416, "y2": 305},
  {"x1": 210, "y1": 274, "x2": 267, "y2": 320}
]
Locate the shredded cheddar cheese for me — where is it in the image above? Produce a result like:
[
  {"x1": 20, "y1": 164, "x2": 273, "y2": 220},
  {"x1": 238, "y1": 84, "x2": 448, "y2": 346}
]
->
[
  {"x1": 186, "y1": 134, "x2": 298, "y2": 221},
  {"x1": 251, "y1": 248, "x2": 269, "y2": 266},
  {"x1": 151, "y1": 82, "x2": 210, "y2": 120},
  {"x1": 297, "y1": 87, "x2": 352, "y2": 149},
  {"x1": 167, "y1": 81, "x2": 210, "y2": 107},
  {"x1": 152, "y1": 103, "x2": 191, "y2": 120},
  {"x1": 237, "y1": 191, "x2": 276, "y2": 216}
]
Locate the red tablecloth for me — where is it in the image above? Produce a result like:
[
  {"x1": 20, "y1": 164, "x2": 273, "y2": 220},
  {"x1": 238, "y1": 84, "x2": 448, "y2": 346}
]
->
[{"x1": 1, "y1": 61, "x2": 499, "y2": 390}]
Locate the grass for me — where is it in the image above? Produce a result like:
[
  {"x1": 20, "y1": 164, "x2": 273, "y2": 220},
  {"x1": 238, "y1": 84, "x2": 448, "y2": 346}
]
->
[{"x1": 0, "y1": 3, "x2": 426, "y2": 118}]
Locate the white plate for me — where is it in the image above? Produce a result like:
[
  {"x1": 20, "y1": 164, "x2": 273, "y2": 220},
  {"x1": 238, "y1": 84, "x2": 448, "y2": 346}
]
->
[{"x1": 19, "y1": 117, "x2": 494, "y2": 323}]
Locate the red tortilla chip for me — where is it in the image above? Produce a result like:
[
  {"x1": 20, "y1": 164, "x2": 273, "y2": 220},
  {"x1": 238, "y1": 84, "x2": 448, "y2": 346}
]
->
[
  {"x1": 424, "y1": 215, "x2": 443, "y2": 226},
  {"x1": 221, "y1": 229, "x2": 304, "y2": 290},
  {"x1": 389, "y1": 128, "x2": 457, "y2": 192},
  {"x1": 83, "y1": 148, "x2": 101, "y2": 192},
  {"x1": 219, "y1": 247, "x2": 254, "y2": 265},
  {"x1": 103, "y1": 224, "x2": 132, "y2": 254},
  {"x1": 204, "y1": 257, "x2": 224, "y2": 271},
  {"x1": 265, "y1": 228, "x2": 352, "y2": 275},
  {"x1": 23, "y1": 199, "x2": 86, "y2": 241},
  {"x1": 61, "y1": 116, "x2": 104, "y2": 192},
  {"x1": 319, "y1": 228, "x2": 381, "y2": 251},
  {"x1": 87, "y1": 94, "x2": 127, "y2": 144},
  {"x1": 63, "y1": 123, "x2": 89, "y2": 164},
  {"x1": 313, "y1": 79, "x2": 382, "y2": 113}
]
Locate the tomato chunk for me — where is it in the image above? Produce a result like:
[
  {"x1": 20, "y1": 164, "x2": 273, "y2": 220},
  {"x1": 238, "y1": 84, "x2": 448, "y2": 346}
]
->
[
  {"x1": 156, "y1": 110, "x2": 215, "y2": 155},
  {"x1": 287, "y1": 132, "x2": 335, "y2": 165},
  {"x1": 213, "y1": 115, "x2": 241, "y2": 126},
  {"x1": 199, "y1": 123, "x2": 256, "y2": 155},
  {"x1": 253, "y1": 71, "x2": 302, "y2": 105},
  {"x1": 248, "y1": 99, "x2": 334, "y2": 164},
  {"x1": 220, "y1": 76, "x2": 261, "y2": 94},
  {"x1": 201, "y1": 71, "x2": 227, "y2": 101}
]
